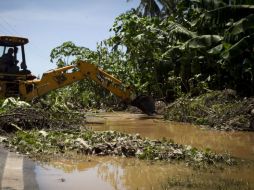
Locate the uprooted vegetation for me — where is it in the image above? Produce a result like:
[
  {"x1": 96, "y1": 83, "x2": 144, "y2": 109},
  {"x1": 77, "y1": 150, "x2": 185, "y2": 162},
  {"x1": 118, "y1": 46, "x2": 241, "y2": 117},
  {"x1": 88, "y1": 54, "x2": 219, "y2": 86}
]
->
[
  {"x1": 2, "y1": 129, "x2": 234, "y2": 167},
  {"x1": 0, "y1": 98, "x2": 234, "y2": 167},
  {"x1": 0, "y1": 98, "x2": 85, "y2": 135},
  {"x1": 0, "y1": 107, "x2": 84, "y2": 134},
  {"x1": 164, "y1": 90, "x2": 254, "y2": 131}
]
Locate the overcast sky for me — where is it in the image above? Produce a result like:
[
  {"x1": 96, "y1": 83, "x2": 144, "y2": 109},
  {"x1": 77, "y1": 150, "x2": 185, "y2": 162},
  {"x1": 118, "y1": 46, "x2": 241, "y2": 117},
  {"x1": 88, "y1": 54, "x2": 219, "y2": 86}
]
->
[{"x1": 0, "y1": 0, "x2": 139, "y2": 76}]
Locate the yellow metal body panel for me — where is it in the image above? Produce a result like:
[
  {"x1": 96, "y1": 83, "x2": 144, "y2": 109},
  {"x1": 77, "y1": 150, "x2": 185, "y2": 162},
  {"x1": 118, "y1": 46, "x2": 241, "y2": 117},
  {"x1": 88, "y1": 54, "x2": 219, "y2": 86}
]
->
[{"x1": 19, "y1": 60, "x2": 135, "y2": 102}]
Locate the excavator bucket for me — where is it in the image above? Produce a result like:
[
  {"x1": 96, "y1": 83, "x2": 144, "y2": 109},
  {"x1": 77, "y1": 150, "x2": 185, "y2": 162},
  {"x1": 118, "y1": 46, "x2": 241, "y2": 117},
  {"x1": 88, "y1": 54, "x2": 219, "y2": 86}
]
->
[{"x1": 131, "y1": 95, "x2": 156, "y2": 115}]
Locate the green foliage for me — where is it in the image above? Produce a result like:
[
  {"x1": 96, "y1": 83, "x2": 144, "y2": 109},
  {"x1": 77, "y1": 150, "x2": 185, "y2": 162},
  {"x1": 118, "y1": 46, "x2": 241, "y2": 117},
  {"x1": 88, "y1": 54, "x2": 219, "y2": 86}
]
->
[
  {"x1": 0, "y1": 97, "x2": 30, "y2": 113},
  {"x1": 109, "y1": 12, "x2": 167, "y2": 93},
  {"x1": 47, "y1": 0, "x2": 254, "y2": 108},
  {"x1": 122, "y1": 1, "x2": 254, "y2": 98},
  {"x1": 50, "y1": 41, "x2": 96, "y2": 67},
  {"x1": 50, "y1": 40, "x2": 151, "y2": 109}
]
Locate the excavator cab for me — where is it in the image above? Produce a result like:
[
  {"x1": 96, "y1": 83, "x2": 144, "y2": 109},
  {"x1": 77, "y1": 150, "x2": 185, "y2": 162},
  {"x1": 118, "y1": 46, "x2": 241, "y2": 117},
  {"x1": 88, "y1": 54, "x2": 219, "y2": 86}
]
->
[
  {"x1": 0, "y1": 36, "x2": 30, "y2": 74},
  {"x1": 0, "y1": 36, "x2": 35, "y2": 97}
]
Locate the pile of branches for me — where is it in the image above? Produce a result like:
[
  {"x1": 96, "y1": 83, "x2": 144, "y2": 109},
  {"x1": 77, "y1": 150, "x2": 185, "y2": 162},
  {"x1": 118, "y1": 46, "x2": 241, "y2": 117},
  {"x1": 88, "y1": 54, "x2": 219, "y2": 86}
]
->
[
  {"x1": 0, "y1": 107, "x2": 85, "y2": 134},
  {"x1": 164, "y1": 90, "x2": 254, "y2": 131}
]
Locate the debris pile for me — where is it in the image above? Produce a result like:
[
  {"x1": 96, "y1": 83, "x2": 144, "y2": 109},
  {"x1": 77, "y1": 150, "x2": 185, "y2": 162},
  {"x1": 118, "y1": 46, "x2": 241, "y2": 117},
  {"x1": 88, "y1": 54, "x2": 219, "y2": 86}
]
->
[
  {"x1": 0, "y1": 108, "x2": 52, "y2": 132},
  {"x1": 0, "y1": 107, "x2": 85, "y2": 134},
  {"x1": 5, "y1": 130, "x2": 234, "y2": 166},
  {"x1": 164, "y1": 90, "x2": 254, "y2": 131}
]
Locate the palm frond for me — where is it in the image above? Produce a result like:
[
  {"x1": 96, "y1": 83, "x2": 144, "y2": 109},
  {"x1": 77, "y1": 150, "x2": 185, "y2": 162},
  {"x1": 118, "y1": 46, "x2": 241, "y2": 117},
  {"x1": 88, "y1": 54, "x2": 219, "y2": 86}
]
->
[
  {"x1": 157, "y1": 0, "x2": 178, "y2": 15},
  {"x1": 137, "y1": 0, "x2": 161, "y2": 16}
]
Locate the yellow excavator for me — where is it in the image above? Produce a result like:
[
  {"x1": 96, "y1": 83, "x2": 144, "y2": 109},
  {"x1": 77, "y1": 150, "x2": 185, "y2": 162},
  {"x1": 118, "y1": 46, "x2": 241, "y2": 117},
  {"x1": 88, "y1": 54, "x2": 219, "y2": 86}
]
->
[{"x1": 0, "y1": 36, "x2": 155, "y2": 115}]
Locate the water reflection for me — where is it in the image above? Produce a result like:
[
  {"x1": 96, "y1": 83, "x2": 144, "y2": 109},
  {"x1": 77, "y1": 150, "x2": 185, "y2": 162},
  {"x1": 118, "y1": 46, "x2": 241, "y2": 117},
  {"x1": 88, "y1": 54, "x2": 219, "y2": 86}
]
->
[
  {"x1": 36, "y1": 155, "x2": 254, "y2": 190},
  {"x1": 35, "y1": 156, "x2": 192, "y2": 190}
]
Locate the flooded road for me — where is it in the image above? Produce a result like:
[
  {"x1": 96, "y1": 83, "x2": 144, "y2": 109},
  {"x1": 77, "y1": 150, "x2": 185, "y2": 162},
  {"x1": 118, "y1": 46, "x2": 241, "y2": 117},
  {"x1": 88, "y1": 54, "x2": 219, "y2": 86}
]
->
[
  {"x1": 36, "y1": 156, "x2": 192, "y2": 190},
  {"x1": 35, "y1": 112, "x2": 254, "y2": 190},
  {"x1": 89, "y1": 112, "x2": 254, "y2": 160}
]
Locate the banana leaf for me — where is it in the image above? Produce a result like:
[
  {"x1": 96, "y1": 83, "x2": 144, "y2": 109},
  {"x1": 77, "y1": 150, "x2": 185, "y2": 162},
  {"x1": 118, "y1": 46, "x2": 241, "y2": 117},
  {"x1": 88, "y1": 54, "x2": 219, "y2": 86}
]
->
[
  {"x1": 222, "y1": 33, "x2": 254, "y2": 60},
  {"x1": 225, "y1": 14, "x2": 254, "y2": 41},
  {"x1": 182, "y1": 35, "x2": 223, "y2": 50},
  {"x1": 162, "y1": 35, "x2": 222, "y2": 60},
  {"x1": 207, "y1": 44, "x2": 224, "y2": 55}
]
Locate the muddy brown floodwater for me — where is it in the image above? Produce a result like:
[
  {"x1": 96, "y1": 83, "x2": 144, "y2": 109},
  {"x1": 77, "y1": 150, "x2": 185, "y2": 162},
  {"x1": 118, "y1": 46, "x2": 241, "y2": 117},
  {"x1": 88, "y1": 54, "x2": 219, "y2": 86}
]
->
[{"x1": 35, "y1": 112, "x2": 254, "y2": 190}]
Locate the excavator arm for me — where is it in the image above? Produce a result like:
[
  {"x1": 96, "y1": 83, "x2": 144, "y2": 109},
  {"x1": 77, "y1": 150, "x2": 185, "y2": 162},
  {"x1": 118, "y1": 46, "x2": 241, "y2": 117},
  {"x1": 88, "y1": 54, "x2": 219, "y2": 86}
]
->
[{"x1": 19, "y1": 60, "x2": 155, "y2": 115}]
